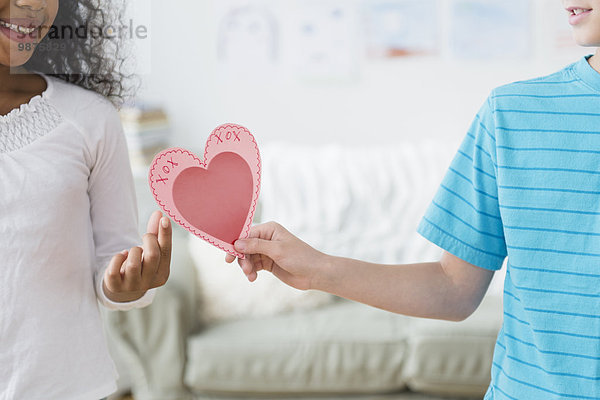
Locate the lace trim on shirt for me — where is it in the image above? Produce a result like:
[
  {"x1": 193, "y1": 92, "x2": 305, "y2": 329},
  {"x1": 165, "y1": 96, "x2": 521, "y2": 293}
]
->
[{"x1": 0, "y1": 97, "x2": 63, "y2": 154}]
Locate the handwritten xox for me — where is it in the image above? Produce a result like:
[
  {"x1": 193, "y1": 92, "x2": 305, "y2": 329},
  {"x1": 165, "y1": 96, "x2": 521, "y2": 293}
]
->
[{"x1": 148, "y1": 124, "x2": 261, "y2": 258}]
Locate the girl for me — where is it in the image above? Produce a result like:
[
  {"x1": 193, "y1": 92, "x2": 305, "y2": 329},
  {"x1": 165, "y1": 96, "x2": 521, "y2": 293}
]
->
[
  {"x1": 228, "y1": 1, "x2": 600, "y2": 399},
  {"x1": 0, "y1": 0, "x2": 171, "y2": 399}
]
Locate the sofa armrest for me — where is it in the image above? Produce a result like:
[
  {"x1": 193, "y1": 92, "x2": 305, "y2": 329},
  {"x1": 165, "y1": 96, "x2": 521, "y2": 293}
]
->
[{"x1": 103, "y1": 229, "x2": 199, "y2": 400}]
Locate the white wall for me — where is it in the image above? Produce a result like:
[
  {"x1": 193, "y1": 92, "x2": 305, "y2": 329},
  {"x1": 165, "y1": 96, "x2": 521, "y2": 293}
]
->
[{"x1": 137, "y1": 0, "x2": 592, "y2": 151}]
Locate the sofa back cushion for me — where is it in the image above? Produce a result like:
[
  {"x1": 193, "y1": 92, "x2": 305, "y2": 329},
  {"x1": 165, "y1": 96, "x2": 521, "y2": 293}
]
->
[{"x1": 259, "y1": 141, "x2": 455, "y2": 264}]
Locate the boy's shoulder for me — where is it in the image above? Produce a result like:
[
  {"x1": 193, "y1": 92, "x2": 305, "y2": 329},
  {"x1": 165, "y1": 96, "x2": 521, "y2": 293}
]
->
[{"x1": 491, "y1": 60, "x2": 578, "y2": 98}]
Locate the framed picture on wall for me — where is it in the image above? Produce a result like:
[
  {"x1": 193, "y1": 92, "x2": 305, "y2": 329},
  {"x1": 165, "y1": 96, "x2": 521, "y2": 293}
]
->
[
  {"x1": 448, "y1": 0, "x2": 532, "y2": 60},
  {"x1": 364, "y1": 0, "x2": 441, "y2": 59}
]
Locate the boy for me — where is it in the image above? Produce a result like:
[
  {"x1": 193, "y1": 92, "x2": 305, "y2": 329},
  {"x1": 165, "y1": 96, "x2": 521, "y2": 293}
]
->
[{"x1": 226, "y1": 2, "x2": 600, "y2": 398}]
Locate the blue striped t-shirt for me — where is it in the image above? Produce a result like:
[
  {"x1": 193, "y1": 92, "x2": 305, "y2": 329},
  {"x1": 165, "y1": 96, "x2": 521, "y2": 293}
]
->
[{"x1": 417, "y1": 55, "x2": 600, "y2": 400}]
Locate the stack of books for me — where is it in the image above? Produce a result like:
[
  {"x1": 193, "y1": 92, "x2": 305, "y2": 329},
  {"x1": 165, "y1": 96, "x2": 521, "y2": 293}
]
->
[{"x1": 120, "y1": 103, "x2": 170, "y2": 176}]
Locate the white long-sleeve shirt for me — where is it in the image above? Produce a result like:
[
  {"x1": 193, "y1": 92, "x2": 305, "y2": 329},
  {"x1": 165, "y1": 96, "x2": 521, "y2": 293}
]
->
[{"x1": 0, "y1": 75, "x2": 155, "y2": 400}]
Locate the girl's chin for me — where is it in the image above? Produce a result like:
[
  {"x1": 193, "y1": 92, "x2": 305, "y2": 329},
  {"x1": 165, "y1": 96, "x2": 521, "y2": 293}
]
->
[
  {"x1": 0, "y1": 55, "x2": 25, "y2": 68},
  {"x1": 0, "y1": 54, "x2": 34, "y2": 67}
]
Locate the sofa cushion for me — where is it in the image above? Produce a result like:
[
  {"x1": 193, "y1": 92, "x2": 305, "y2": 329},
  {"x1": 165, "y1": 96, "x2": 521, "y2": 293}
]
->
[
  {"x1": 185, "y1": 300, "x2": 412, "y2": 394},
  {"x1": 185, "y1": 294, "x2": 502, "y2": 396},
  {"x1": 404, "y1": 295, "x2": 503, "y2": 397}
]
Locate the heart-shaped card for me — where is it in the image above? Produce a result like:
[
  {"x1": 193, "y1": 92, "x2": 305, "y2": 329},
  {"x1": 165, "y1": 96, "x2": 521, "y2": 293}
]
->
[{"x1": 149, "y1": 124, "x2": 261, "y2": 258}]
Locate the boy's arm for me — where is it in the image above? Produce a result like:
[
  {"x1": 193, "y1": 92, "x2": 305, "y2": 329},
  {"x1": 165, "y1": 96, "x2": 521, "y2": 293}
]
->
[
  {"x1": 317, "y1": 250, "x2": 494, "y2": 322},
  {"x1": 228, "y1": 222, "x2": 495, "y2": 322}
]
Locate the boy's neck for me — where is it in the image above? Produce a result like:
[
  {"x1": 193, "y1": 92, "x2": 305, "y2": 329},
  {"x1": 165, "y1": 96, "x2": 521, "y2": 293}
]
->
[{"x1": 590, "y1": 49, "x2": 600, "y2": 74}]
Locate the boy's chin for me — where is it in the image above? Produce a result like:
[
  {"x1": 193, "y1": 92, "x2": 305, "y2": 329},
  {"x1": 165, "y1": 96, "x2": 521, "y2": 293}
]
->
[
  {"x1": 572, "y1": 33, "x2": 600, "y2": 47},
  {"x1": 574, "y1": 40, "x2": 600, "y2": 47}
]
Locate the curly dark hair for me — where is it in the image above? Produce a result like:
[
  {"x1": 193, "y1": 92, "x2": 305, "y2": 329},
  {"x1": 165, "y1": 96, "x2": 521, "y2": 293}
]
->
[{"x1": 23, "y1": 0, "x2": 135, "y2": 106}]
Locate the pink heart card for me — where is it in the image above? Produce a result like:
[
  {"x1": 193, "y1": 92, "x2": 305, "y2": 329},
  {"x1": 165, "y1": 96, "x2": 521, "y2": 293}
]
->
[{"x1": 148, "y1": 124, "x2": 261, "y2": 258}]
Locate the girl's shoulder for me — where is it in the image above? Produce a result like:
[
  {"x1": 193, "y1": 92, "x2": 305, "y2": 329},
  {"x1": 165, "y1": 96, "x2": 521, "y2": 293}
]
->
[
  {"x1": 42, "y1": 76, "x2": 124, "y2": 154},
  {"x1": 44, "y1": 76, "x2": 118, "y2": 122}
]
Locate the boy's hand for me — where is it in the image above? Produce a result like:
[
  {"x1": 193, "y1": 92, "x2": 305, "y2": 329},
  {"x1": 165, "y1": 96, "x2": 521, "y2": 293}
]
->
[
  {"x1": 102, "y1": 210, "x2": 172, "y2": 303},
  {"x1": 225, "y1": 222, "x2": 327, "y2": 290}
]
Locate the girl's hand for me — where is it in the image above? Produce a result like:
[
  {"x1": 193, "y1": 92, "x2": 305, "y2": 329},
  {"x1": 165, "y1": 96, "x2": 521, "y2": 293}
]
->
[
  {"x1": 102, "y1": 210, "x2": 172, "y2": 303},
  {"x1": 225, "y1": 222, "x2": 327, "y2": 290}
]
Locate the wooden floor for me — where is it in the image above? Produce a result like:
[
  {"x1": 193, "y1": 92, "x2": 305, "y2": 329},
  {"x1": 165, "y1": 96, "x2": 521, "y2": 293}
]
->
[{"x1": 116, "y1": 393, "x2": 479, "y2": 400}]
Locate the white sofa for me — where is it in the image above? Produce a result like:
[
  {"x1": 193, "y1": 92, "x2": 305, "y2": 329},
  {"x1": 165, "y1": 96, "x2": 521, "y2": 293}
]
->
[{"x1": 103, "y1": 141, "x2": 504, "y2": 400}]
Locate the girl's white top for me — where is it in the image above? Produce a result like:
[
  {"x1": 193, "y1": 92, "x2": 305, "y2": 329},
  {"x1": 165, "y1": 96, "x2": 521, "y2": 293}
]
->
[{"x1": 0, "y1": 76, "x2": 156, "y2": 400}]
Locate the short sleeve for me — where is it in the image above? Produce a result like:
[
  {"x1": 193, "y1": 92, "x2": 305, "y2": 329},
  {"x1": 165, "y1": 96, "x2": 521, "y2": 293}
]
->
[
  {"x1": 417, "y1": 93, "x2": 507, "y2": 271},
  {"x1": 87, "y1": 101, "x2": 156, "y2": 310}
]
